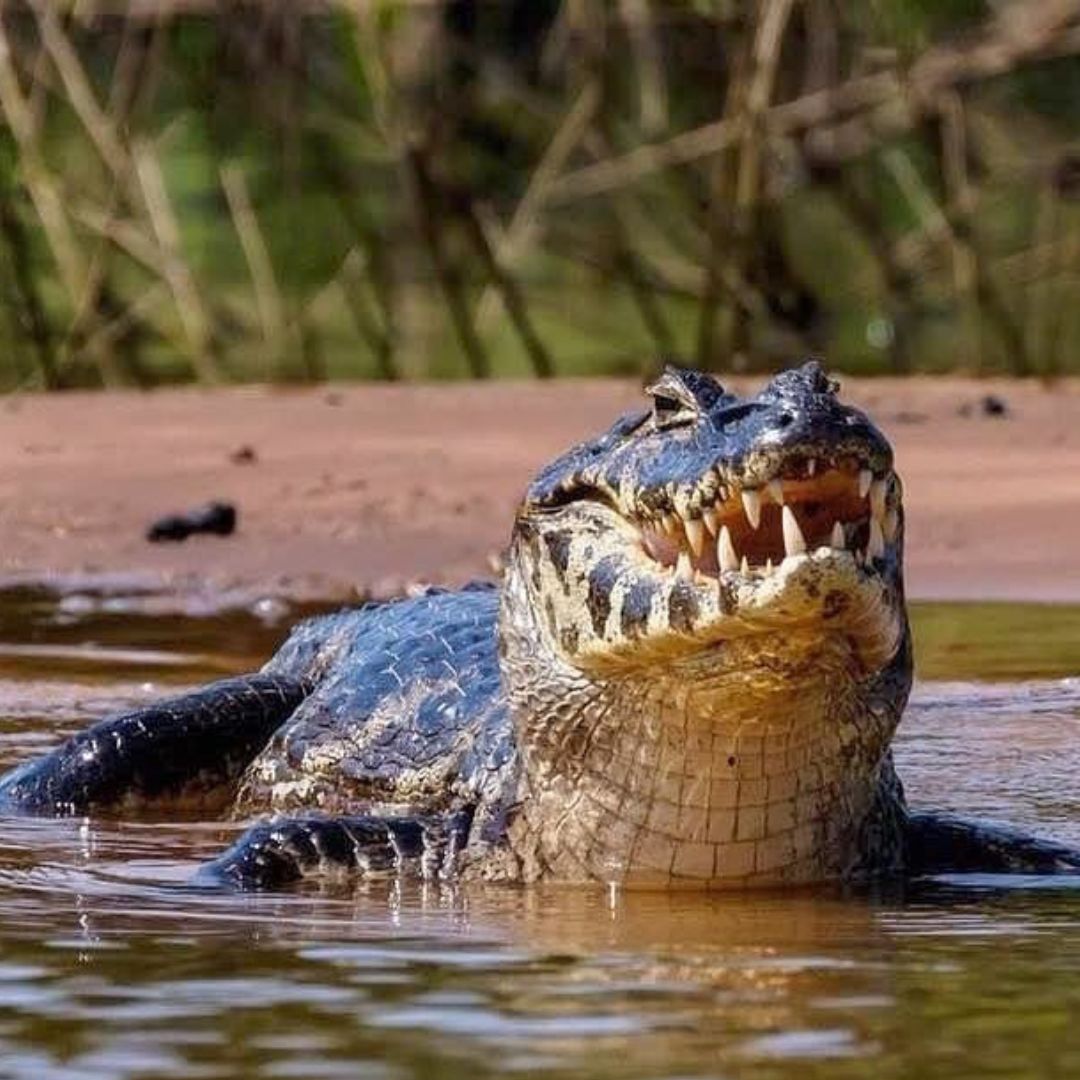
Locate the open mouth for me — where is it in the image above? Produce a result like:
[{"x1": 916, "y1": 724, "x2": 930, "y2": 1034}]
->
[{"x1": 634, "y1": 456, "x2": 899, "y2": 581}]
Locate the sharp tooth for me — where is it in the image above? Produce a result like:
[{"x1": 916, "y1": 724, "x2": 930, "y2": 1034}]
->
[
  {"x1": 741, "y1": 488, "x2": 761, "y2": 529},
  {"x1": 741, "y1": 555, "x2": 750, "y2": 575},
  {"x1": 870, "y1": 478, "x2": 887, "y2": 520},
  {"x1": 858, "y1": 469, "x2": 873, "y2": 499},
  {"x1": 883, "y1": 508, "x2": 899, "y2": 542},
  {"x1": 765, "y1": 557, "x2": 774, "y2": 576},
  {"x1": 702, "y1": 506, "x2": 719, "y2": 536},
  {"x1": 684, "y1": 516, "x2": 705, "y2": 556},
  {"x1": 767, "y1": 479, "x2": 784, "y2": 505},
  {"x1": 782, "y1": 505, "x2": 806, "y2": 557},
  {"x1": 807, "y1": 458, "x2": 817, "y2": 477},
  {"x1": 718, "y1": 525, "x2": 739, "y2": 573},
  {"x1": 830, "y1": 521, "x2": 845, "y2": 550},
  {"x1": 868, "y1": 518, "x2": 885, "y2": 560},
  {"x1": 676, "y1": 550, "x2": 693, "y2": 580}
]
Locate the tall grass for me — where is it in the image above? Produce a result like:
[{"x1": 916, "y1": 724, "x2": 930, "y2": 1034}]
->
[{"x1": 2, "y1": 0, "x2": 1080, "y2": 389}]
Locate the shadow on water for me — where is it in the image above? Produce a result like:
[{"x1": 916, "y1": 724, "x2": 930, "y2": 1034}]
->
[{"x1": 0, "y1": 583, "x2": 1078, "y2": 1078}]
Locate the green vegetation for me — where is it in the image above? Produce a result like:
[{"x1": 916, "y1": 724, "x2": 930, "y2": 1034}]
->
[
  {"x1": 912, "y1": 602, "x2": 1080, "y2": 681},
  {"x1": 2, "y1": 1, "x2": 1080, "y2": 389}
]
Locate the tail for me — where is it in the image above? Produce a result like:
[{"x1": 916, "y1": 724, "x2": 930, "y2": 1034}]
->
[
  {"x1": 0, "y1": 674, "x2": 309, "y2": 816},
  {"x1": 905, "y1": 811, "x2": 1080, "y2": 875}
]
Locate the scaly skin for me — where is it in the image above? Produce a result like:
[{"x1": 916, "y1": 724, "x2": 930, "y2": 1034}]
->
[{"x1": 3, "y1": 361, "x2": 1080, "y2": 889}]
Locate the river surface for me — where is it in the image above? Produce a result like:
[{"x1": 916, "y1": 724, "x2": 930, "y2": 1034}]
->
[{"x1": 0, "y1": 586, "x2": 1079, "y2": 1080}]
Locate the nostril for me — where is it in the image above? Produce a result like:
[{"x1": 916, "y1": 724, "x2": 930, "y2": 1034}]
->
[{"x1": 777, "y1": 411, "x2": 795, "y2": 428}]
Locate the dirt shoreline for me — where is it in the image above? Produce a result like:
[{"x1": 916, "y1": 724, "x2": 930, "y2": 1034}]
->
[{"x1": 1, "y1": 375, "x2": 1078, "y2": 605}]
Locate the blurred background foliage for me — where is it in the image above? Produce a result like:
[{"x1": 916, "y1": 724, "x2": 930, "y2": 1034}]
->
[{"x1": 2, "y1": 0, "x2": 1080, "y2": 389}]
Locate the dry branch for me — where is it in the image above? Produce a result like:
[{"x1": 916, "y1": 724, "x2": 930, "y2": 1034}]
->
[
  {"x1": 545, "y1": 1, "x2": 1080, "y2": 205},
  {"x1": 405, "y1": 145, "x2": 490, "y2": 379},
  {"x1": 698, "y1": 0, "x2": 796, "y2": 369},
  {"x1": 618, "y1": 0, "x2": 668, "y2": 136},
  {"x1": 0, "y1": 14, "x2": 86, "y2": 302},
  {"x1": 221, "y1": 161, "x2": 285, "y2": 375},
  {"x1": 0, "y1": 183, "x2": 57, "y2": 387},
  {"x1": 338, "y1": 248, "x2": 400, "y2": 382},
  {"x1": 460, "y1": 198, "x2": 554, "y2": 378},
  {"x1": 475, "y1": 79, "x2": 602, "y2": 333},
  {"x1": 133, "y1": 142, "x2": 222, "y2": 382}
]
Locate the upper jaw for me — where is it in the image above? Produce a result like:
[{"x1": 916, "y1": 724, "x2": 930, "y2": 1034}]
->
[
  {"x1": 635, "y1": 453, "x2": 898, "y2": 587},
  {"x1": 625, "y1": 445, "x2": 901, "y2": 586},
  {"x1": 525, "y1": 441, "x2": 901, "y2": 588}
]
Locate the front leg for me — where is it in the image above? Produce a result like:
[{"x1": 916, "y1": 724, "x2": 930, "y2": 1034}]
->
[
  {"x1": 0, "y1": 674, "x2": 309, "y2": 816},
  {"x1": 196, "y1": 810, "x2": 475, "y2": 890},
  {"x1": 905, "y1": 811, "x2": 1080, "y2": 875}
]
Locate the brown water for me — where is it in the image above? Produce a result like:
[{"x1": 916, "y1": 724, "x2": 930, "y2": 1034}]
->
[{"x1": 1, "y1": 586, "x2": 1080, "y2": 1080}]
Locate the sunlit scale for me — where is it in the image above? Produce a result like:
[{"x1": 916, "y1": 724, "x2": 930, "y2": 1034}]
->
[{"x1": 635, "y1": 456, "x2": 899, "y2": 584}]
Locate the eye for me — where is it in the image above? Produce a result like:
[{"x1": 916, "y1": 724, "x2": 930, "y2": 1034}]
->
[
  {"x1": 652, "y1": 392, "x2": 688, "y2": 425},
  {"x1": 645, "y1": 368, "x2": 702, "y2": 429},
  {"x1": 648, "y1": 387, "x2": 698, "y2": 429}
]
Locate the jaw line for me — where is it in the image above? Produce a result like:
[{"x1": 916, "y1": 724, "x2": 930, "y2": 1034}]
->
[{"x1": 525, "y1": 502, "x2": 902, "y2": 676}]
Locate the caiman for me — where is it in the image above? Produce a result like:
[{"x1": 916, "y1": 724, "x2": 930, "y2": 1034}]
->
[{"x1": 3, "y1": 361, "x2": 1078, "y2": 888}]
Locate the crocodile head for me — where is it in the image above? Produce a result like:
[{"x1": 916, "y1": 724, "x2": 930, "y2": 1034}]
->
[
  {"x1": 507, "y1": 360, "x2": 905, "y2": 674},
  {"x1": 500, "y1": 360, "x2": 912, "y2": 886}
]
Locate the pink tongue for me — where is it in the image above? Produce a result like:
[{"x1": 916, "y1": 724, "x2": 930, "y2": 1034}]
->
[{"x1": 641, "y1": 530, "x2": 680, "y2": 566}]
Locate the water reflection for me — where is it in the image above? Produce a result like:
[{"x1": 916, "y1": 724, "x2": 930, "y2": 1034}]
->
[
  {"x1": 0, "y1": 587, "x2": 1077, "y2": 1079},
  {"x1": 1, "y1": 864, "x2": 1080, "y2": 1080}
]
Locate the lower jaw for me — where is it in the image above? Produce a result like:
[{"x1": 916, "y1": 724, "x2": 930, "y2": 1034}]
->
[
  {"x1": 701, "y1": 551, "x2": 904, "y2": 673},
  {"x1": 582, "y1": 549, "x2": 902, "y2": 676}
]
